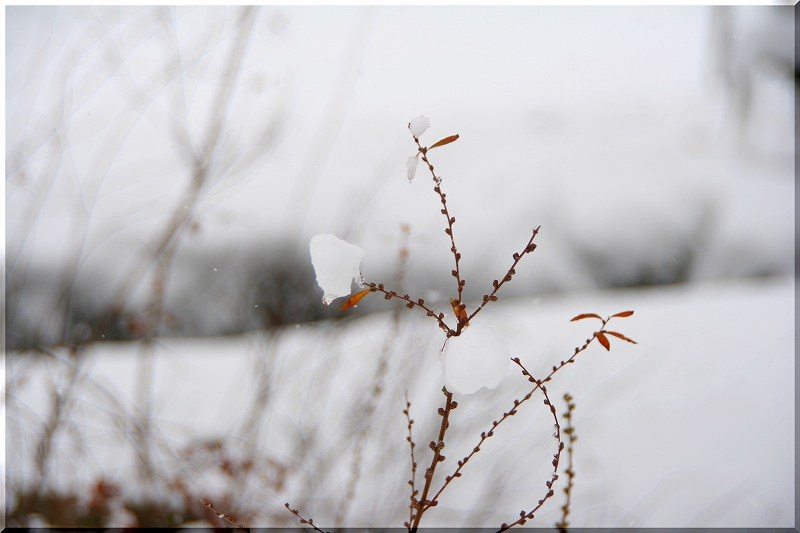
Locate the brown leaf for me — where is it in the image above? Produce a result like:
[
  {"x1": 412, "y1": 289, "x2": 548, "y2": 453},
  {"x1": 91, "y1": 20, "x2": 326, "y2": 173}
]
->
[
  {"x1": 605, "y1": 331, "x2": 638, "y2": 344},
  {"x1": 429, "y1": 134, "x2": 459, "y2": 150},
  {"x1": 595, "y1": 331, "x2": 610, "y2": 351},
  {"x1": 450, "y1": 298, "x2": 470, "y2": 327},
  {"x1": 570, "y1": 313, "x2": 603, "y2": 322},
  {"x1": 611, "y1": 310, "x2": 634, "y2": 318},
  {"x1": 340, "y1": 289, "x2": 371, "y2": 310}
]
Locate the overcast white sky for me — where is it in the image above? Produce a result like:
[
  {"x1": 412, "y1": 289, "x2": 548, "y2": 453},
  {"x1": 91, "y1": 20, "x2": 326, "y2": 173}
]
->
[{"x1": 5, "y1": 6, "x2": 713, "y2": 256}]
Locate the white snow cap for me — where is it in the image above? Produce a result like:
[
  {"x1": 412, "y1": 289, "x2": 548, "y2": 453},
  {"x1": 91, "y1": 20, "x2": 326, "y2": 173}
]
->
[
  {"x1": 309, "y1": 234, "x2": 366, "y2": 305},
  {"x1": 408, "y1": 116, "x2": 430, "y2": 138},
  {"x1": 406, "y1": 154, "x2": 419, "y2": 182},
  {"x1": 440, "y1": 322, "x2": 510, "y2": 394}
]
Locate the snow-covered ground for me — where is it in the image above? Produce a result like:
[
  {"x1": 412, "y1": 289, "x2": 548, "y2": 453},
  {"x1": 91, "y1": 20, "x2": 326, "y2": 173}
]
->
[
  {"x1": 6, "y1": 274, "x2": 794, "y2": 527},
  {"x1": 4, "y1": 5, "x2": 794, "y2": 528}
]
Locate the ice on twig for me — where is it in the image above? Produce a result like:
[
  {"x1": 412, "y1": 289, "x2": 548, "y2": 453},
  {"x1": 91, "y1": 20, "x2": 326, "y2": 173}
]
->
[
  {"x1": 550, "y1": 425, "x2": 560, "y2": 455},
  {"x1": 406, "y1": 154, "x2": 419, "y2": 182},
  {"x1": 310, "y1": 234, "x2": 366, "y2": 305},
  {"x1": 440, "y1": 323, "x2": 510, "y2": 394},
  {"x1": 408, "y1": 115, "x2": 430, "y2": 138}
]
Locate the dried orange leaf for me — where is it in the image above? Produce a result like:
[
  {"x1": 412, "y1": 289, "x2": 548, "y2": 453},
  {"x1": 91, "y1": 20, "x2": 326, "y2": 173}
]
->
[
  {"x1": 570, "y1": 313, "x2": 603, "y2": 322},
  {"x1": 429, "y1": 134, "x2": 459, "y2": 150},
  {"x1": 605, "y1": 331, "x2": 638, "y2": 344},
  {"x1": 340, "y1": 289, "x2": 371, "y2": 310},
  {"x1": 611, "y1": 310, "x2": 634, "y2": 318},
  {"x1": 595, "y1": 331, "x2": 610, "y2": 351},
  {"x1": 450, "y1": 298, "x2": 470, "y2": 326}
]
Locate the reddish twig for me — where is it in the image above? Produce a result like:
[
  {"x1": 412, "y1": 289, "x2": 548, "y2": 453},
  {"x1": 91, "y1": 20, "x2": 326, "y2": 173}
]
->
[
  {"x1": 466, "y1": 227, "x2": 540, "y2": 326},
  {"x1": 367, "y1": 225, "x2": 540, "y2": 337},
  {"x1": 284, "y1": 503, "x2": 329, "y2": 533},
  {"x1": 434, "y1": 311, "x2": 635, "y2": 507},
  {"x1": 428, "y1": 391, "x2": 529, "y2": 506},
  {"x1": 403, "y1": 391, "x2": 419, "y2": 531},
  {"x1": 410, "y1": 136, "x2": 541, "y2": 336},
  {"x1": 410, "y1": 387, "x2": 457, "y2": 531},
  {"x1": 413, "y1": 137, "x2": 465, "y2": 310},
  {"x1": 367, "y1": 283, "x2": 453, "y2": 335},
  {"x1": 497, "y1": 359, "x2": 563, "y2": 531},
  {"x1": 202, "y1": 499, "x2": 250, "y2": 532},
  {"x1": 356, "y1": 131, "x2": 542, "y2": 338}
]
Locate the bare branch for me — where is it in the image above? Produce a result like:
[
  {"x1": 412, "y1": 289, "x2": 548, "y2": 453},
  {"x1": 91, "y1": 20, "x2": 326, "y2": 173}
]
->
[
  {"x1": 410, "y1": 388, "x2": 457, "y2": 531},
  {"x1": 284, "y1": 502, "x2": 329, "y2": 533},
  {"x1": 202, "y1": 499, "x2": 250, "y2": 532}
]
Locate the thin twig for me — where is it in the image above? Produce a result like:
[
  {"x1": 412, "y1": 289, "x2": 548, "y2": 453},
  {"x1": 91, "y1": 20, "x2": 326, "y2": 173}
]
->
[
  {"x1": 466, "y1": 226, "x2": 540, "y2": 326},
  {"x1": 367, "y1": 224, "x2": 539, "y2": 337},
  {"x1": 555, "y1": 393, "x2": 577, "y2": 532},
  {"x1": 428, "y1": 391, "x2": 528, "y2": 506},
  {"x1": 367, "y1": 283, "x2": 453, "y2": 335},
  {"x1": 202, "y1": 499, "x2": 250, "y2": 532},
  {"x1": 284, "y1": 502, "x2": 329, "y2": 533},
  {"x1": 410, "y1": 387, "x2": 456, "y2": 531},
  {"x1": 434, "y1": 312, "x2": 633, "y2": 504},
  {"x1": 368, "y1": 136, "x2": 540, "y2": 338},
  {"x1": 414, "y1": 137, "x2": 465, "y2": 309},
  {"x1": 432, "y1": 348, "x2": 580, "y2": 501},
  {"x1": 404, "y1": 390, "x2": 419, "y2": 530},
  {"x1": 497, "y1": 359, "x2": 563, "y2": 531},
  {"x1": 368, "y1": 225, "x2": 539, "y2": 337}
]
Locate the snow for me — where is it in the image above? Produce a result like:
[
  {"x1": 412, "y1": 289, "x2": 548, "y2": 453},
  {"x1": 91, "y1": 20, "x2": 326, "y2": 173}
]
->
[
  {"x1": 440, "y1": 322, "x2": 510, "y2": 395},
  {"x1": 309, "y1": 234, "x2": 366, "y2": 305},
  {"x1": 408, "y1": 115, "x2": 431, "y2": 138},
  {"x1": 6, "y1": 276, "x2": 793, "y2": 527},
  {"x1": 406, "y1": 154, "x2": 419, "y2": 182}
]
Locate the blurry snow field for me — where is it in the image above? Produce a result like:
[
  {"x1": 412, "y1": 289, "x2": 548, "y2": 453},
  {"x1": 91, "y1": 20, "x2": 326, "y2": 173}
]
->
[{"x1": 7, "y1": 274, "x2": 793, "y2": 527}]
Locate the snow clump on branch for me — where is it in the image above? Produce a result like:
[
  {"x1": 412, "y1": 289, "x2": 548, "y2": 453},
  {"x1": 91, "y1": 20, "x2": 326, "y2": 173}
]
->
[
  {"x1": 309, "y1": 233, "x2": 510, "y2": 394},
  {"x1": 310, "y1": 234, "x2": 366, "y2": 305},
  {"x1": 408, "y1": 115, "x2": 430, "y2": 138},
  {"x1": 406, "y1": 154, "x2": 419, "y2": 182}
]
